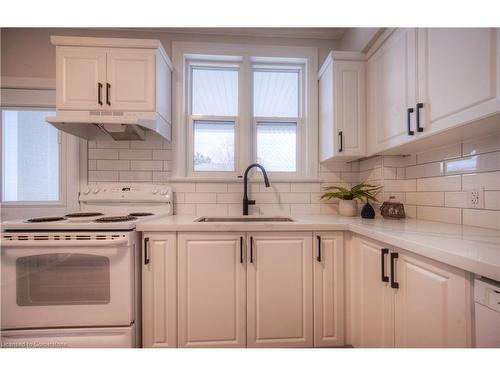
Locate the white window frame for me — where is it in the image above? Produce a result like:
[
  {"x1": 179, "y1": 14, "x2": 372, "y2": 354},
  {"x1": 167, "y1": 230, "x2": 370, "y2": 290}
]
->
[
  {"x1": 0, "y1": 77, "x2": 80, "y2": 220},
  {"x1": 187, "y1": 61, "x2": 241, "y2": 178},
  {"x1": 172, "y1": 42, "x2": 318, "y2": 182},
  {"x1": 252, "y1": 63, "x2": 305, "y2": 178}
]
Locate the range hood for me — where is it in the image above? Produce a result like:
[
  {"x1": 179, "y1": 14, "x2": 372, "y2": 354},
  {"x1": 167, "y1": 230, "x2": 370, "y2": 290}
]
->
[{"x1": 46, "y1": 112, "x2": 171, "y2": 141}]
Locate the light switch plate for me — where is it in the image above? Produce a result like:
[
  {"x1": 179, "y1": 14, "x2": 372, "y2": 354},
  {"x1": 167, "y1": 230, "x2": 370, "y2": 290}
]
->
[{"x1": 467, "y1": 188, "x2": 484, "y2": 209}]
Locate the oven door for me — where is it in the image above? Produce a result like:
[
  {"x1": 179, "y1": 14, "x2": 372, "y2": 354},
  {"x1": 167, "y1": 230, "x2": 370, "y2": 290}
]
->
[{"x1": 1, "y1": 236, "x2": 135, "y2": 329}]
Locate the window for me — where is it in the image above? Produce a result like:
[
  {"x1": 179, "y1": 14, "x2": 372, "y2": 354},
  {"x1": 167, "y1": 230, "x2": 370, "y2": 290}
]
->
[
  {"x1": 189, "y1": 65, "x2": 239, "y2": 174},
  {"x1": 253, "y1": 68, "x2": 301, "y2": 173},
  {"x1": 176, "y1": 42, "x2": 317, "y2": 179},
  {"x1": 1, "y1": 109, "x2": 60, "y2": 202}
]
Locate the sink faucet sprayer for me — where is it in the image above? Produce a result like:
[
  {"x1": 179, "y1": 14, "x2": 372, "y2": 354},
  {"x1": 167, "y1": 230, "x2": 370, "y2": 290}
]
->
[{"x1": 241, "y1": 163, "x2": 270, "y2": 215}]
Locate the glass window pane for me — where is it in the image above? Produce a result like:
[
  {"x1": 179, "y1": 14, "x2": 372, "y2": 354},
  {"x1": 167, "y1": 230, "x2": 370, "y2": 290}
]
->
[
  {"x1": 193, "y1": 120, "x2": 235, "y2": 172},
  {"x1": 2, "y1": 110, "x2": 59, "y2": 202},
  {"x1": 253, "y1": 70, "x2": 299, "y2": 117},
  {"x1": 191, "y1": 67, "x2": 238, "y2": 116},
  {"x1": 256, "y1": 122, "x2": 296, "y2": 172}
]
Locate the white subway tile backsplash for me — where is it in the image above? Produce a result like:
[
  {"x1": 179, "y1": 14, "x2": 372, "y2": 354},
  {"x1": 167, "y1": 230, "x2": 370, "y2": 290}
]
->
[
  {"x1": 340, "y1": 172, "x2": 360, "y2": 182},
  {"x1": 462, "y1": 133, "x2": 500, "y2": 156},
  {"x1": 152, "y1": 149, "x2": 173, "y2": 160},
  {"x1": 89, "y1": 149, "x2": 119, "y2": 159},
  {"x1": 383, "y1": 167, "x2": 397, "y2": 180},
  {"x1": 444, "y1": 192, "x2": 468, "y2": 208},
  {"x1": 96, "y1": 140, "x2": 130, "y2": 149},
  {"x1": 88, "y1": 160, "x2": 97, "y2": 170},
  {"x1": 280, "y1": 193, "x2": 311, "y2": 204},
  {"x1": 185, "y1": 192, "x2": 217, "y2": 204},
  {"x1": 358, "y1": 167, "x2": 382, "y2": 182},
  {"x1": 417, "y1": 175, "x2": 461, "y2": 191},
  {"x1": 130, "y1": 160, "x2": 163, "y2": 171},
  {"x1": 119, "y1": 149, "x2": 152, "y2": 160},
  {"x1": 255, "y1": 204, "x2": 290, "y2": 215},
  {"x1": 290, "y1": 183, "x2": 320, "y2": 192},
  {"x1": 195, "y1": 183, "x2": 228, "y2": 193},
  {"x1": 445, "y1": 152, "x2": 500, "y2": 175},
  {"x1": 119, "y1": 171, "x2": 152, "y2": 182},
  {"x1": 485, "y1": 191, "x2": 500, "y2": 210},
  {"x1": 216, "y1": 193, "x2": 241, "y2": 204},
  {"x1": 462, "y1": 172, "x2": 500, "y2": 190},
  {"x1": 88, "y1": 170, "x2": 119, "y2": 182},
  {"x1": 384, "y1": 179, "x2": 416, "y2": 192},
  {"x1": 319, "y1": 172, "x2": 342, "y2": 182},
  {"x1": 152, "y1": 172, "x2": 171, "y2": 181},
  {"x1": 174, "y1": 204, "x2": 196, "y2": 215},
  {"x1": 359, "y1": 156, "x2": 383, "y2": 171},
  {"x1": 170, "y1": 183, "x2": 196, "y2": 193},
  {"x1": 320, "y1": 160, "x2": 352, "y2": 172},
  {"x1": 463, "y1": 209, "x2": 500, "y2": 230},
  {"x1": 416, "y1": 143, "x2": 461, "y2": 164},
  {"x1": 406, "y1": 192, "x2": 444, "y2": 206},
  {"x1": 261, "y1": 182, "x2": 290, "y2": 193},
  {"x1": 417, "y1": 206, "x2": 462, "y2": 225},
  {"x1": 291, "y1": 204, "x2": 321, "y2": 215},
  {"x1": 97, "y1": 160, "x2": 130, "y2": 171},
  {"x1": 383, "y1": 155, "x2": 413, "y2": 167},
  {"x1": 196, "y1": 204, "x2": 228, "y2": 216},
  {"x1": 406, "y1": 162, "x2": 444, "y2": 179}
]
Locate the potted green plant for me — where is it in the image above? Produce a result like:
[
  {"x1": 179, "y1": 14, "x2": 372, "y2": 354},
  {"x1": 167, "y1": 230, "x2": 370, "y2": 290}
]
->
[{"x1": 321, "y1": 183, "x2": 382, "y2": 217}]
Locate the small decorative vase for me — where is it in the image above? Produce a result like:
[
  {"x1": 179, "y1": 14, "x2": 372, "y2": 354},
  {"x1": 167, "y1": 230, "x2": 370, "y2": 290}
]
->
[
  {"x1": 339, "y1": 199, "x2": 358, "y2": 217},
  {"x1": 361, "y1": 202, "x2": 375, "y2": 219}
]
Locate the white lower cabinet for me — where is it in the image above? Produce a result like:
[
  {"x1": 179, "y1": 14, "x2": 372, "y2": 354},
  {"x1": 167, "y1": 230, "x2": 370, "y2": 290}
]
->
[
  {"x1": 177, "y1": 233, "x2": 246, "y2": 348},
  {"x1": 313, "y1": 232, "x2": 345, "y2": 347},
  {"x1": 350, "y1": 235, "x2": 471, "y2": 348},
  {"x1": 247, "y1": 232, "x2": 314, "y2": 348},
  {"x1": 142, "y1": 233, "x2": 177, "y2": 348}
]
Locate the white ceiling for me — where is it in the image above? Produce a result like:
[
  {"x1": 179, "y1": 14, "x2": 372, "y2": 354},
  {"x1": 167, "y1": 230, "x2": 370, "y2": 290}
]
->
[{"x1": 117, "y1": 28, "x2": 346, "y2": 40}]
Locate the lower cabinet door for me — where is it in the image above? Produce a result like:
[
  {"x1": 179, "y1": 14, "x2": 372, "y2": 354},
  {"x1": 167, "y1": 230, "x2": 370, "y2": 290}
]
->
[
  {"x1": 351, "y1": 235, "x2": 395, "y2": 348},
  {"x1": 178, "y1": 233, "x2": 246, "y2": 348},
  {"x1": 246, "y1": 232, "x2": 313, "y2": 348},
  {"x1": 142, "y1": 233, "x2": 177, "y2": 348},
  {"x1": 313, "y1": 232, "x2": 345, "y2": 347},
  {"x1": 394, "y1": 248, "x2": 470, "y2": 348}
]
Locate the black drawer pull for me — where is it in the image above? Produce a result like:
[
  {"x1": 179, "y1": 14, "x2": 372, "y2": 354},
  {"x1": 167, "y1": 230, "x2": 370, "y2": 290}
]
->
[
  {"x1": 240, "y1": 236, "x2": 244, "y2": 263},
  {"x1": 106, "y1": 83, "x2": 111, "y2": 106},
  {"x1": 250, "y1": 236, "x2": 254, "y2": 263},
  {"x1": 390, "y1": 252, "x2": 399, "y2": 289},
  {"x1": 338, "y1": 131, "x2": 343, "y2": 152},
  {"x1": 407, "y1": 108, "x2": 414, "y2": 136},
  {"x1": 97, "y1": 82, "x2": 103, "y2": 105},
  {"x1": 416, "y1": 102, "x2": 424, "y2": 132},
  {"x1": 144, "y1": 237, "x2": 150, "y2": 265},
  {"x1": 381, "y1": 248, "x2": 389, "y2": 282},
  {"x1": 316, "y1": 235, "x2": 322, "y2": 262}
]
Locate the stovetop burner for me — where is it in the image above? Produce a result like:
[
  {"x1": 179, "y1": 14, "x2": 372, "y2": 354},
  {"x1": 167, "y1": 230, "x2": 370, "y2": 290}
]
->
[
  {"x1": 94, "y1": 215, "x2": 138, "y2": 223},
  {"x1": 26, "y1": 216, "x2": 67, "y2": 223},
  {"x1": 129, "y1": 212, "x2": 154, "y2": 217},
  {"x1": 65, "y1": 212, "x2": 104, "y2": 218}
]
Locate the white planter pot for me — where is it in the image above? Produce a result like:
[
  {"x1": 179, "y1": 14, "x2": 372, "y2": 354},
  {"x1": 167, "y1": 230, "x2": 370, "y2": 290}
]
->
[{"x1": 339, "y1": 200, "x2": 358, "y2": 217}]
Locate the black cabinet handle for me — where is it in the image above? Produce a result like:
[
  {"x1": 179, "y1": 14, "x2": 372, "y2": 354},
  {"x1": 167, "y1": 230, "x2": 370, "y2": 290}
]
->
[
  {"x1": 390, "y1": 252, "x2": 399, "y2": 289},
  {"x1": 416, "y1": 102, "x2": 424, "y2": 132},
  {"x1": 250, "y1": 236, "x2": 254, "y2": 263},
  {"x1": 240, "y1": 236, "x2": 244, "y2": 263},
  {"x1": 316, "y1": 235, "x2": 322, "y2": 262},
  {"x1": 106, "y1": 83, "x2": 111, "y2": 106},
  {"x1": 144, "y1": 237, "x2": 150, "y2": 265},
  {"x1": 98, "y1": 82, "x2": 103, "y2": 105},
  {"x1": 407, "y1": 108, "x2": 414, "y2": 136},
  {"x1": 338, "y1": 131, "x2": 343, "y2": 152},
  {"x1": 381, "y1": 248, "x2": 389, "y2": 282}
]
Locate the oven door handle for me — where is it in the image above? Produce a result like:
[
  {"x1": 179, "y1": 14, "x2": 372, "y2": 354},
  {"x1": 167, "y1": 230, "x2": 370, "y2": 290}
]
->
[{"x1": 0, "y1": 239, "x2": 129, "y2": 247}]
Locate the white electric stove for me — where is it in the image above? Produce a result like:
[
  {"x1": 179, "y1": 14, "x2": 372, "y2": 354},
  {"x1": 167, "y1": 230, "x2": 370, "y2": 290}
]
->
[{"x1": 0, "y1": 184, "x2": 172, "y2": 348}]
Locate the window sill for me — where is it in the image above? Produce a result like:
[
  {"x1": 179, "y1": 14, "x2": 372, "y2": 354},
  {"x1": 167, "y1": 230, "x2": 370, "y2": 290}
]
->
[{"x1": 167, "y1": 176, "x2": 322, "y2": 183}]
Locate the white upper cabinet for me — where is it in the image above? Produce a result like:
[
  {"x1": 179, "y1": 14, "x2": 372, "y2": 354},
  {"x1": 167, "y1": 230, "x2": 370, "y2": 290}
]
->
[
  {"x1": 319, "y1": 52, "x2": 366, "y2": 161},
  {"x1": 367, "y1": 28, "x2": 417, "y2": 155},
  {"x1": 366, "y1": 28, "x2": 500, "y2": 155},
  {"x1": 106, "y1": 50, "x2": 156, "y2": 111},
  {"x1": 417, "y1": 28, "x2": 500, "y2": 136},
  {"x1": 56, "y1": 47, "x2": 107, "y2": 110},
  {"x1": 53, "y1": 36, "x2": 172, "y2": 121}
]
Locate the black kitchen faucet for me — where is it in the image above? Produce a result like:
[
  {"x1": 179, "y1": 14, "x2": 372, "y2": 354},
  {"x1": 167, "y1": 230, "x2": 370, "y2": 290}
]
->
[{"x1": 242, "y1": 163, "x2": 270, "y2": 215}]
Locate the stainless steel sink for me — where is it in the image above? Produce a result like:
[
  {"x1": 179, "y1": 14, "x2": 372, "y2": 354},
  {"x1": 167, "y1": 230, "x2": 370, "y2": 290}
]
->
[{"x1": 194, "y1": 216, "x2": 294, "y2": 223}]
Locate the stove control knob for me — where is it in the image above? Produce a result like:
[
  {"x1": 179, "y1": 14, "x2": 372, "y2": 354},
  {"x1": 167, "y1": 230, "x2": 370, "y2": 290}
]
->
[
  {"x1": 82, "y1": 187, "x2": 90, "y2": 195},
  {"x1": 160, "y1": 189, "x2": 168, "y2": 196},
  {"x1": 152, "y1": 188, "x2": 159, "y2": 195},
  {"x1": 92, "y1": 188, "x2": 100, "y2": 194}
]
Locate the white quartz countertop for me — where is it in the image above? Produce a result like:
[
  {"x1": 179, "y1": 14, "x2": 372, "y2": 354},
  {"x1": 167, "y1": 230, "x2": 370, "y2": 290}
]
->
[{"x1": 137, "y1": 214, "x2": 500, "y2": 281}]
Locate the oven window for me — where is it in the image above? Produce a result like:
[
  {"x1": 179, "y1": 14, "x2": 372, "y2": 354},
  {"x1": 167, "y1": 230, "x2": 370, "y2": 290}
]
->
[{"x1": 16, "y1": 254, "x2": 111, "y2": 306}]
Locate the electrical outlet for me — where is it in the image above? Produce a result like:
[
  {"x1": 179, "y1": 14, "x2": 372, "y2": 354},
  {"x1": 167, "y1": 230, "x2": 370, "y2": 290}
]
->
[{"x1": 467, "y1": 188, "x2": 484, "y2": 209}]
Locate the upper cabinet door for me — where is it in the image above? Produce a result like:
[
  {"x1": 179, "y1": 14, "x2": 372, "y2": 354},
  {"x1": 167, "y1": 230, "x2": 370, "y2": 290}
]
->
[
  {"x1": 394, "y1": 248, "x2": 470, "y2": 348},
  {"x1": 367, "y1": 29, "x2": 417, "y2": 154},
  {"x1": 246, "y1": 232, "x2": 313, "y2": 348},
  {"x1": 56, "y1": 47, "x2": 107, "y2": 110},
  {"x1": 106, "y1": 50, "x2": 156, "y2": 111},
  {"x1": 417, "y1": 28, "x2": 500, "y2": 136},
  {"x1": 313, "y1": 232, "x2": 345, "y2": 347},
  {"x1": 177, "y1": 233, "x2": 246, "y2": 348}
]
